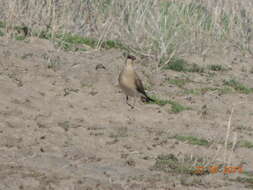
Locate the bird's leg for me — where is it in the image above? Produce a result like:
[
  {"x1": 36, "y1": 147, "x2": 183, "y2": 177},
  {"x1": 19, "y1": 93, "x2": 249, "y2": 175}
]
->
[
  {"x1": 133, "y1": 96, "x2": 136, "y2": 108},
  {"x1": 126, "y1": 96, "x2": 134, "y2": 109},
  {"x1": 132, "y1": 96, "x2": 141, "y2": 111}
]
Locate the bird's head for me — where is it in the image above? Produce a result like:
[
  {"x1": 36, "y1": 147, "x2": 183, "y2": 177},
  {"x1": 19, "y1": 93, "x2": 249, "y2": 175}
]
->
[
  {"x1": 125, "y1": 54, "x2": 136, "y2": 68},
  {"x1": 127, "y1": 55, "x2": 136, "y2": 60}
]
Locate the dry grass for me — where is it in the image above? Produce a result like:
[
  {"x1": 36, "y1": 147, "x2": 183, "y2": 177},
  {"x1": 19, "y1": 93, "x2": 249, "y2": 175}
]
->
[
  {"x1": 223, "y1": 102, "x2": 244, "y2": 167},
  {"x1": 0, "y1": 0, "x2": 252, "y2": 63}
]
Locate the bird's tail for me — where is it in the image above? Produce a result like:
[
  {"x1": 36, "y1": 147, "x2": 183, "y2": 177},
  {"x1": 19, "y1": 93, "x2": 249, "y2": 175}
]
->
[{"x1": 141, "y1": 95, "x2": 155, "y2": 103}]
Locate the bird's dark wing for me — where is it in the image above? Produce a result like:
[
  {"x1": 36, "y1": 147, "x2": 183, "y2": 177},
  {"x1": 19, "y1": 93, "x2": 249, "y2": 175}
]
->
[
  {"x1": 135, "y1": 73, "x2": 148, "y2": 96},
  {"x1": 135, "y1": 72, "x2": 155, "y2": 102}
]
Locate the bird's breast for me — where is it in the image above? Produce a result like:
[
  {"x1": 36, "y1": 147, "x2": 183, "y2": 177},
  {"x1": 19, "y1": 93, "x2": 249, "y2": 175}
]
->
[{"x1": 119, "y1": 72, "x2": 137, "y2": 97}]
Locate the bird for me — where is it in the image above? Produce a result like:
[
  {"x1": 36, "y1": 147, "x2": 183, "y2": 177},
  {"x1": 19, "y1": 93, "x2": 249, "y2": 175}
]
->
[{"x1": 118, "y1": 54, "x2": 154, "y2": 109}]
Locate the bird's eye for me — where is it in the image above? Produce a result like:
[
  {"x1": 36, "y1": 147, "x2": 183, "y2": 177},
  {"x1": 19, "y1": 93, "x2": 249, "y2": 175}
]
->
[{"x1": 127, "y1": 55, "x2": 136, "y2": 60}]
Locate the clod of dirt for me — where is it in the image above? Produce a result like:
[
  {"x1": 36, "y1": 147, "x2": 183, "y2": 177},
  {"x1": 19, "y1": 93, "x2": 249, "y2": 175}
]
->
[
  {"x1": 89, "y1": 91, "x2": 98, "y2": 96},
  {"x1": 95, "y1": 64, "x2": 106, "y2": 70},
  {"x1": 40, "y1": 147, "x2": 45, "y2": 152},
  {"x1": 121, "y1": 153, "x2": 129, "y2": 159},
  {"x1": 126, "y1": 159, "x2": 136, "y2": 167}
]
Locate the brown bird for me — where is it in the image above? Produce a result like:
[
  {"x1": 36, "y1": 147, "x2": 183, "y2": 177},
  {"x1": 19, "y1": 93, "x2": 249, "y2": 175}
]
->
[{"x1": 118, "y1": 54, "x2": 154, "y2": 108}]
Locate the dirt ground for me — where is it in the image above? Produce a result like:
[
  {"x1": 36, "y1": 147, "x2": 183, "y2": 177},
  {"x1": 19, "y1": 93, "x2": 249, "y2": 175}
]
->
[{"x1": 0, "y1": 36, "x2": 253, "y2": 190}]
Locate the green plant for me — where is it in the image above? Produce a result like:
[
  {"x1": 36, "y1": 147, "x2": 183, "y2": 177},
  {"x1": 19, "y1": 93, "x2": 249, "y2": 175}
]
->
[
  {"x1": 36, "y1": 30, "x2": 52, "y2": 40},
  {"x1": 151, "y1": 153, "x2": 208, "y2": 175},
  {"x1": 162, "y1": 57, "x2": 188, "y2": 72},
  {"x1": 0, "y1": 30, "x2": 4, "y2": 36},
  {"x1": 149, "y1": 95, "x2": 172, "y2": 106},
  {"x1": 187, "y1": 63, "x2": 205, "y2": 73},
  {"x1": 173, "y1": 135, "x2": 209, "y2": 146},
  {"x1": 48, "y1": 33, "x2": 129, "y2": 52},
  {"x1": 223, "y1": 79, "x2": 253, "y2": 94},
  {"x1": 152, "y1": 154, "x2": 192, "y2": 174},
  {"x1": 168, "y1": 78, "x2": 191, "y2": 88},
  {"x1": 63, "y1": 88, "x2": 79, "y2": 96},
  {"x1": 162, "y1": 57, "x2": 204, "y2": 73},
  {"x1": 149, "y1": 95, "x2": 190, "y2": 113},
  {"x1": 15, "y1": 35, "x2": 26, "y2": 41},
  {"x1": 182, "y1": 2, "x2": 212, "y2": 30},
  {"x1": 58, "y1": 33, "x2": 98, "y2": 47},
  {"x1": 183, "y1": 87, "x2": 233, "y2": 95},
  {"x1": 183, "y1": 89, "x2": 201, "y2": 95},
  {"x1": 47, "y1": 61, "x2": 60, "y2": 70},
  {"x1": 243, "y1": 171, "x2": 253, "y2": 177},
  {"x1": 0, "y1": 21, "x2": 5, "y2": 28},
  {"x1": 217, "y1": 87, "x2": 234, "y2": 94},
  {"x1": 169, "y1": 100, "x2": 191, "y2": 113},
  {"x1": 102, "y1": 40, "x2": 127, "y2": 49},
  {"x1": 239, "y1": 140, "x2": 253, "y2": 149}
]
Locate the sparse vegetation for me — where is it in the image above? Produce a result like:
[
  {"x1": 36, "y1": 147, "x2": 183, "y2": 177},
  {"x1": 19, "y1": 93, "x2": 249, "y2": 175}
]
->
[
  {"x1": 151, "y1": 153, "x2": 209, "y2": 175},
  {"x1": 168, "y1": 78, "x2": 191, "y2": 88},
  {"x1": 15, "y1": 35, "x2": 26, "y2": 41},
  {"x1": 54, "y1": 33, "x2": 128, "y2": 51},
  {"x1": 162, "y1": 57, "x2": 188, "y2": 72},
  {"x1": 169, "y1": 100, "x2": 191, "y2": 113},
  {"x1": 187, "y1": 63, "x2": 205, "y2": 73},
  {"x1": 236, "y1": 125, "x2": 253, "y2": 132},
  {"x1": 0, "y1": 21, "x2": 5, "y2": 36},
  {"x1": 57, "y1": 33, "x2": 97, "y2": 47},
  {"x1": 223, "y1": 79, "x2": 253, "y2": 94},
  {"x1": 0, "y1": 0, "x2": 251, "y2": 61},
  {"x1": 58, "y1": 121, "x2": 70, "y2": 132},
  {"x1": 0, "y1": 22, "x2": 129, "y2": 52},
  {"x1": 183, "y1": 89, "x2": 200, "y2": 95},
  {"x1": 149, "y1": 95, "x2": 190, "y2": 113},
  {"x1": 184, "y1": 87, "x2": 217, "y2": 95},
  {"x1": 0, "y1": 30, "x2": 4, "y2": 37},
  {"x1": 239, "y1": 140, "x2": 253, "y2": 149},
  {"x1": 109, "y1": 127, "x2": 128, "y2": 139},
  {"x1": 21, "y1": 53, "x2": 33, "y2": 60},
  {"x1": 162, "y1": 58, "x2": 204, "y2": 73},
  {"x1": 217, "y1": 86, "x2": 234, "y2": 95},
  {"x1": 183, "y1": 86, "x2": 233, "y2": 95},
  {"x1": 208, "y1": 64, "x2": 227, "y2": 71},
  {"x1": 229, "y1": 177, "x2": 253, "y2": 188},
  {"x1": 0, "y1": 21, "x2": 5, "y2": 28},
  {"x1": 46, "y1": 58, "x2": 62, "y2": 71},
  {"x1": 149, "y1": 96, "x2": 171, "y2": 106},
  {"x1": 180, "y1": 176, "x2": 204, "y2": 186},
  {"x1": 63, "y1": 88, "x2": 79, "y2": 96},
  {"x1": 173, "y1": 135, "x2": 209, "y2": 146}
]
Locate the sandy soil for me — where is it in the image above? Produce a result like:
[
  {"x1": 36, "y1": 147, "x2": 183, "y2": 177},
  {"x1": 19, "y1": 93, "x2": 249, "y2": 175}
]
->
[{"x1": 0, "y1": 36, "x2": 253, "y2": 189}]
